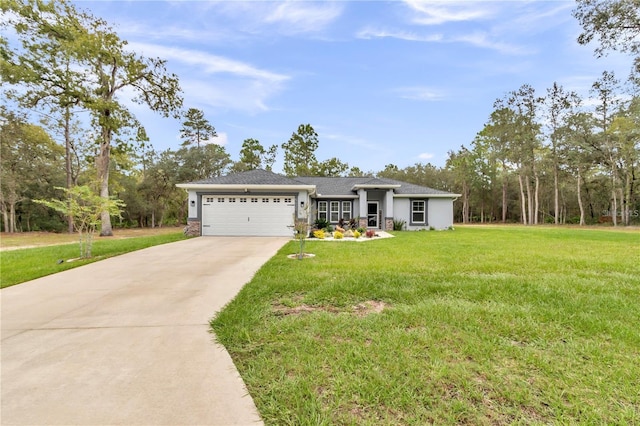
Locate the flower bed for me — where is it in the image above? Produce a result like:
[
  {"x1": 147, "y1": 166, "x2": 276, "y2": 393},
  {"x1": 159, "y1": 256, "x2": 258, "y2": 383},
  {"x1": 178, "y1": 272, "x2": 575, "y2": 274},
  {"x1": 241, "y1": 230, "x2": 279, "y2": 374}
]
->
[{"x1": 307, "y1": 231, "x2": 394, "y2": 242}]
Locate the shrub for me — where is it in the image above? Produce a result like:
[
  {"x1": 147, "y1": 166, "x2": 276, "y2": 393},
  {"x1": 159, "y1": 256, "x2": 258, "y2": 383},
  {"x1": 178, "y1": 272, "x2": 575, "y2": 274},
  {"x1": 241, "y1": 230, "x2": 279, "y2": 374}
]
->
[
  {"x1": 357, "y1": 227, "x2": 366, "y2": 234},
  {"x1": 365, "y1": 229, "x2": 376, "y2": 238},
  {"x1": 333, "y1": 231, "x2": 344, "y2": 239},
  {"x1": 313, "y1": 229, "x2": 326, "y2": 239},
  {"x1": 392, "y1": 218, "x2": 406, "y2": 231},
  {"x1": 314, "y1": 218, "x2": 329, "y2": 230},
  {"x1": 353, "y1": 230, "x2": 361, "y2": 239}
]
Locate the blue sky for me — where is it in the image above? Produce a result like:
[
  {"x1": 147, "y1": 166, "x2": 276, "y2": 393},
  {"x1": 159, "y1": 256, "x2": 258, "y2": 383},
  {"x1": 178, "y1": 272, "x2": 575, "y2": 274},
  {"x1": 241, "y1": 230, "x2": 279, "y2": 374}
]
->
[{"x1": 78, "y1": 0, "x2": 632, "y2": 173}]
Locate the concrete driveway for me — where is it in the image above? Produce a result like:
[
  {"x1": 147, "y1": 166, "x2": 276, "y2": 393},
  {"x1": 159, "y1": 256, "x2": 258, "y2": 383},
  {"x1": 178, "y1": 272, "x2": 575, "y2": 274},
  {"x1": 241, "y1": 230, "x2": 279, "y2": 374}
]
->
[{"x1": 1, "y1": 236, "x2": 290, "y2": 425}]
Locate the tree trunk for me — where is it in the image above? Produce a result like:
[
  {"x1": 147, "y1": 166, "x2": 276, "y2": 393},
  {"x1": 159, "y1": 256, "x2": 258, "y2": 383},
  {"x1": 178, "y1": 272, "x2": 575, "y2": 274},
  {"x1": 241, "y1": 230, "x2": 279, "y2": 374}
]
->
[
  {"x1": 65, "y1": 105, "x2": 74, "y2": 234},
  {"x1": 534, "y1": 171, "x2": 540, "y2": 225},
  {"x1": 518, "y1": 173, "x2": 527, "y2": 225},
  {"x1": 611, "y1": 170, "x2": 618, "y2": 227},
  {"x1": 623, "y1": 171, "x2": 631, "y2": 226},
  {"x1": 553, "y1": 165, "x2": 559, "y2": 225},
  {"x1": 525, "y1": 174, "x2": 533, "y2": 225},
  {"x1": 461, "y1": 189, "x2": 468, "y2": 224},
  {"x1": 9, "y1": 202, "x2": 16, "y2": 233},
  {"x1": 97, "y1": 135, "x2": 113, "y2": 237},
  {"x1": 501, "y1": 172, "x2": 508, "y2": 223},
  {"x1": 577, "y1": 170, "x2": 585, "y2": 226},
  {"x1": 2, "y1": 208, "x2": 8, "y2": 233}
]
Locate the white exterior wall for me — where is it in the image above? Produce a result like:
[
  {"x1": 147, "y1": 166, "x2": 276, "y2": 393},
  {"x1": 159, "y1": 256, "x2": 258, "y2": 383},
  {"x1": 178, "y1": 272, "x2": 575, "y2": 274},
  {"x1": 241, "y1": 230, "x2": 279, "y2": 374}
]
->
[
  {"x1": 297, "y1": 191, "x2": 309, "y2": 219},
  {"x1": 393, "y1": 197, "x2": 455, "y2": 230},
  {"x1": 393, "y1": 198, "x2": 411, "y2": 229},
  {"x1": 385, "y1": 190, "x2": 394, "y2": 219},
  {"x1": 357, "y1": 189, "x2": 367, "y2": 220},
  {"x1": 427, "y1": 198, "x2": 454, "y2": 230},
  {"x1": 187, "y1": 190, "x2": 198, "y2": 218}
]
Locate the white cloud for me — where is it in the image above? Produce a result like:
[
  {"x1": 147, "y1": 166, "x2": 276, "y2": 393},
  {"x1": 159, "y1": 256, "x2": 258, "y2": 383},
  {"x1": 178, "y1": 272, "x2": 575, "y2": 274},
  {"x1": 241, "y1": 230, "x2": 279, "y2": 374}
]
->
[
  {"x1": 452, "y1": 32, "x2": 532, "y2": 56},
  {"x1": 495, "y1": 3, "x2": 574, "y2": 35},
  {"x1": 211, "y1": 0, "x2": 343, "y2": 35},
  {"x1": 402, "y1": 0, "x2": 494, "y2": 25},
  {"x1": 180, "y1": 78, "x2": 280, "y2": 114},
  {"x1": 356, "y1": 27, "x2": 526, "y2": 55},
  {"x1": 128, "y1": 42, "x2": 289, "y2": 83},
  {"x1": 205, "y1": 132, "x2": 228, "y2": 147},
  {"x1": 356, "y1": 27, "x2": 443, "y2": 43},
  {"x1": 395, "y1": 87, "x2": 445, "y2": 102},
  {"x1": 324, "y1": 132, "x2": 381, "y2": 151},
  {"x1": 265, "y1": 1, "x2": 343, "y2": 34},
  {"x1": 418, "y1": 152, "x2": 435, "y2": 160},
  {"x1": 124, "y1": 42, "x2": 290, "y2": 114},
  {"x1": 118, "y1": 22, "x2": 234, "y2": 44}
]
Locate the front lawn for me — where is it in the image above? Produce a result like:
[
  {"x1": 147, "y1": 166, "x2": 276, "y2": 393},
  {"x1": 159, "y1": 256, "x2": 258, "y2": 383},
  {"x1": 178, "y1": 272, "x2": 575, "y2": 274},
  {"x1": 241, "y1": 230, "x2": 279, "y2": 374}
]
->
[
  {"x1": 211, "y1": 226, "x2": 640, "y2": 425},
  {"x1": 1, "y1": 230, "x2": 187, "y2": 288}
]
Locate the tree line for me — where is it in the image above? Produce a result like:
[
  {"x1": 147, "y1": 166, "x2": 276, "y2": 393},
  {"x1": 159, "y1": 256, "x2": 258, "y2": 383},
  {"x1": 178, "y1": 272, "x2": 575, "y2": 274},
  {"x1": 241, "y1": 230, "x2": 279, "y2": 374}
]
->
[
  {"x1": 1, "y1": 0, "x2": 638, "y2": 232},
  {"x1": 445, "y1": 75, "x2": 639, "y2": 226}
]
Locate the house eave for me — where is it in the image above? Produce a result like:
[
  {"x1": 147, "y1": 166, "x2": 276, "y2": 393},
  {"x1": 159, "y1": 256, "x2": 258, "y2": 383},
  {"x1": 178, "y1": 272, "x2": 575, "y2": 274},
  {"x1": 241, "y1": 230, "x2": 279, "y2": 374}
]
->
[
  {"x1": 352, "y1": 184, "x2": 401, "y2": 190},
  {"x1": 176, "y1": 183, "x2": 317, "y2": 193},
  {"x1": 313, "y1": 194, "x2": 358, "y2": 199},
  {"x1": 393, "y1": 193, "x2": 462, "y2": 199}
]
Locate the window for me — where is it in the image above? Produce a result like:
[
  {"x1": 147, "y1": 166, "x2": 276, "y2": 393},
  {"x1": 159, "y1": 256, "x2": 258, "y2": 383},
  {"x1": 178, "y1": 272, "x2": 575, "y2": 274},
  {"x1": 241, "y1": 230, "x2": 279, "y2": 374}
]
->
[
  {"x1": 240, "y1": 198, "x2": 247, "y2": 203},
  {"x1": 206, "y1": 197, "x2": 214, "y2": 202},
  {"x1": 412, "y1": 200, "x2": 426, "y2": 224},
  {"x1": 262, "y1": 198, "x2": 269, "y2": 203},
  {"x1": 341, "y1": 201, "x2": 352, "y2": 221},
  {"x1": 330, "y1": 201, "x2": 340, "y2": 222},
  {"x1": 251, "y1": 198, "x2": 258, "y2": 203},
  {"x1": 284, "y1": 198, "x2": 292, "y2": 203},
  {"x1": 318, "y1": 200, "x2": 354, "y2": 223},
  {"x1": 318, "y1": 201, "x2": 328, "y2": 221},
  {"x1": 273, "y1": 198, "x2": 281, "y2": 203},
  {"x1": 229, "y1": 198, "x2": 236, "y2": 203},
  {"x1": 217, "y1": 198, "x2": 225, "y2": 203}
]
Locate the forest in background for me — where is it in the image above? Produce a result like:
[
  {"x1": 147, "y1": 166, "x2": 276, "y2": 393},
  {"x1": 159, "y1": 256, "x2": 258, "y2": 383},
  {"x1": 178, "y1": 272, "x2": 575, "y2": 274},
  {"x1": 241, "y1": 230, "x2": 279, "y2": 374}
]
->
[{"x1": 1, "y1": 0, "x2": 638, "y2": 233}]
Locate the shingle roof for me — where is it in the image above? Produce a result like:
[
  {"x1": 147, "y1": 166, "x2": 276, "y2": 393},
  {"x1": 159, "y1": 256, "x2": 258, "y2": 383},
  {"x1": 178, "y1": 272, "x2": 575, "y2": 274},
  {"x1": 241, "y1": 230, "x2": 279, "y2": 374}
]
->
[
  {"x1": 295, "y1": 176, "x2": 454, "y2": 196},
  {"x1": 184, "y1": 170, "x2": 456, "y2": 196},
  {"x1": 376, "y1": 177, "x2": 453, "y2": 195},
  {"x1": 187, "y1": 169, "x2": 304, "y2": 186},
  {"x1": 295, "y1": 177, "x2": 368, "y2": 196}
]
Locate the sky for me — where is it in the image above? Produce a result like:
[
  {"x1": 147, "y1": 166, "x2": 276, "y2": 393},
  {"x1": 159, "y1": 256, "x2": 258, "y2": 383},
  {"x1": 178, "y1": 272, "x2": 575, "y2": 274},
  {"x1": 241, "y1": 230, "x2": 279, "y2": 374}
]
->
[{"x1": 72, "y1": 0, "x2": 632, "y2": 173}]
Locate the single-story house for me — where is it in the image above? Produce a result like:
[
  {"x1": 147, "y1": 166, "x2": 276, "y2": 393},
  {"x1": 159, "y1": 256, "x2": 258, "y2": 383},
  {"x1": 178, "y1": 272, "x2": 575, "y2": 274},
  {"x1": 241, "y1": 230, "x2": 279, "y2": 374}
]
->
[{"x1": 176, "y1": 169, "x2": 460, "y2": 237}]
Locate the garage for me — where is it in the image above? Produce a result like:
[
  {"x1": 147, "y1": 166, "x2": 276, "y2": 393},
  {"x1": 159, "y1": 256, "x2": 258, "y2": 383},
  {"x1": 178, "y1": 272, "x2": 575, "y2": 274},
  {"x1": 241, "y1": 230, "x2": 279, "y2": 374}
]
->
[{"x1": 201, "y1": 195, "x2": 296, "y2": 237}]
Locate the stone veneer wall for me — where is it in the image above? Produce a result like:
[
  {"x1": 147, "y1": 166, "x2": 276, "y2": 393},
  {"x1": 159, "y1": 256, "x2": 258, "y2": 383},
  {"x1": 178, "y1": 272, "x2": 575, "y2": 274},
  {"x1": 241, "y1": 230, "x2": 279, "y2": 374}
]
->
[
  {"x1": 359, "y1": 218, "x2": 367, "y2": 229},
  {"x1": 385, "y1": 218, "x2": 394, "y2": 231},
  {"x1": 184, "y1": 220, "x2": 201, "y2": 237}
]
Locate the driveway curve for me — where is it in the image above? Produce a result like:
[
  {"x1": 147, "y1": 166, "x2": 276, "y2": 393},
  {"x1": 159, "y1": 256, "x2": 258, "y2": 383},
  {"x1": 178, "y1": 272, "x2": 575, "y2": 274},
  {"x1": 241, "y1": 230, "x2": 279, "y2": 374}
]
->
[{"x1": 1, "y1": 236, "x2": 290, "y2": 425}]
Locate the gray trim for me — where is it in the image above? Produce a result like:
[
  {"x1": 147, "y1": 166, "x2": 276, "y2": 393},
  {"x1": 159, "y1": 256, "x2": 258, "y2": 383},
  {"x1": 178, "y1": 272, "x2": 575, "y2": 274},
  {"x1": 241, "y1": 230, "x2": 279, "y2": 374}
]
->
[
  {"x1": 197, "y1": 190, "x2": 299, "y2": 221},
  {"x1": 409, "y1": 199, "x2": 428, "y2": 226},
  {"x1": 315, "y1": 199, "x2": 353, "y2": 223}
]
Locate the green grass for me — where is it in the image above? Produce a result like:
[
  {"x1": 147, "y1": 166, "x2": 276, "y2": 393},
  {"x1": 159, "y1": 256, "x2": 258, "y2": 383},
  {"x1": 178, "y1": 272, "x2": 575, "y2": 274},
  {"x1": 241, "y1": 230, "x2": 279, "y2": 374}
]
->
[
  {"x1": 1, "y1": 231, "x2": 187, "y2": 288},
  {"x1": 211, "y1": 226, "x2": 640, "y2": 425}
]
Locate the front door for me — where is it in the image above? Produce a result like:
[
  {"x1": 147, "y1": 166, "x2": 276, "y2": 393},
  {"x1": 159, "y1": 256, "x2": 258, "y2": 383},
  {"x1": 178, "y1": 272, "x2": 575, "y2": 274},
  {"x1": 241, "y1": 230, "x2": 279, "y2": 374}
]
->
[{"x1": 367, "y1": 201, "x2": 379, "y2": 228}]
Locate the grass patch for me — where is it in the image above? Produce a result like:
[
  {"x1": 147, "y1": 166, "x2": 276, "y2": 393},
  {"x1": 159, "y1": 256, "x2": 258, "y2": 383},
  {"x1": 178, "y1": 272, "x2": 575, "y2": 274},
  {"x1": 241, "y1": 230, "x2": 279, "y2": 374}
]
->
[
  {"x1": 1, "y1": 230, "x2": 187, "y2": 288},
  {"x1": 211, "y1": 226, "x2": 640, "y2": 425}
]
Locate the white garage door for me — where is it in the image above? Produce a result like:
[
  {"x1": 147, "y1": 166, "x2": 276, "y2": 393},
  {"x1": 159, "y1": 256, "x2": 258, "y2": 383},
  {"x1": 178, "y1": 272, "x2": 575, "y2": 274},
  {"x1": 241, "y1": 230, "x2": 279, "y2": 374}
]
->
[{"x1": 202, "y1": 195, "x2": 296, "y2": 236}]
